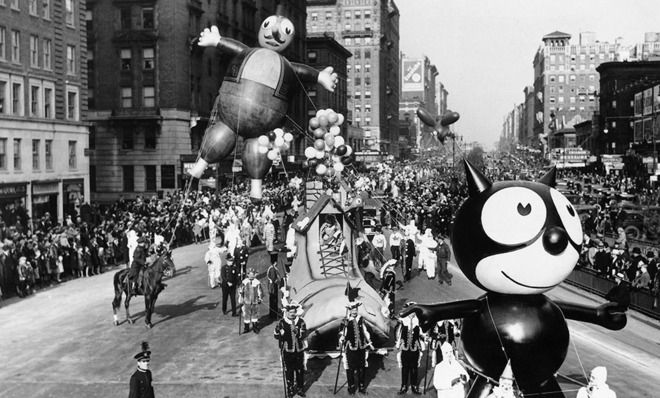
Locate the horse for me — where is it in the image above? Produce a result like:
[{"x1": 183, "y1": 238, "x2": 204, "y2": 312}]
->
[{"x1": 112, "y1": 250, "x2": 174, "y2": 328}]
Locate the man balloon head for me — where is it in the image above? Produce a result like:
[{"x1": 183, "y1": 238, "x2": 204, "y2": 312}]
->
[{"x1": 258, "y1": 9, "x2": 295, "y2": 52}]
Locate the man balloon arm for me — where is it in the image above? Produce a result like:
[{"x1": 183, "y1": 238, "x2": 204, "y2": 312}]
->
[
  {"x1": 198, "y1": 25, "x2": 249, "y2": 55},
  {"x1": 555, "y1": 301, "x2": 627, "y2": 330},
  {"x1": 290, "y1": 64, "x2": 338, "y2": 92}
]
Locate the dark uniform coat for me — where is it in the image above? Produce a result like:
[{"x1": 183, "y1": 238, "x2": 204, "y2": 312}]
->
[{"x1": 128, "y1": 369, "x2": 154, "y2": 398}]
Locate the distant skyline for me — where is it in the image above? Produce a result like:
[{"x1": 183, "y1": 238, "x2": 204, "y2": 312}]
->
[{"x1": 398, "y1": 0, "x2": 660, "y2": 150}]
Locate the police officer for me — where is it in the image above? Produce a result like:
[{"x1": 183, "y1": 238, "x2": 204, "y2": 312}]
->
[
  {"x1": 274, "y1": 301, "x2": 307, "y2": 398},
  {"x1": 127, "y1": 236, "x2": 148, "y2": 293},
  {"x1": 129, "y1": 342, "x2": 154, "y2": 398},
  {"x1": 221, "y1": 253, "x2": 239, "y2": 316},
  {"x1": 338, "y1": 300, "x2": 373, "y2": 395},
  {"x1": 396, "y1": 313, "x2": 425, "y2": 395}
]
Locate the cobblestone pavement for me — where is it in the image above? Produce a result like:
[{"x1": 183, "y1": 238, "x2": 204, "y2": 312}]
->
[{"x1": 1, "y1": 238, "x2": 659, "y2": 397}]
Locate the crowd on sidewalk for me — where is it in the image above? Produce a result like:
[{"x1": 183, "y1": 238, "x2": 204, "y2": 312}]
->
[{"x1": 0, "y1": 176, "x2": 303, "y2": 301}]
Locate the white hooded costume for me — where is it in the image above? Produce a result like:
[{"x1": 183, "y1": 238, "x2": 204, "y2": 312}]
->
[{"x1": 433, "y1": 342, "x2": 469, "y2": 398}]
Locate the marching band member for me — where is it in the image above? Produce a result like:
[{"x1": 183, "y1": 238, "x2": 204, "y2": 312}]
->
[
  {"x1": 274, "y1": 301, "x2": 308, "y2": 398},
  {"x1": 338, "y1": 299, "x2": 373, "y2": 395}
]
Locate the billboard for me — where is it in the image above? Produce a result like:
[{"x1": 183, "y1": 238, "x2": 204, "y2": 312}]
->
[{"x1": 402, "y1": 59, "x2": 424, "y2": 92}]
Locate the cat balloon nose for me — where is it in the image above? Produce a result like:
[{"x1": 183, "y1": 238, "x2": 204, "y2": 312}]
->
[{"x1": 542, "y1": 226, "x2": 568, "y2": 255}]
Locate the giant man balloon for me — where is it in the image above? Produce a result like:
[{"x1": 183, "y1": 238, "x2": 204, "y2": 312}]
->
[
  {"x1": 188, "y1": 8, "x2": 338, "y2": 200},
  {"x1": 401, "y1": 160, "x2": 626, "y2": 397}
]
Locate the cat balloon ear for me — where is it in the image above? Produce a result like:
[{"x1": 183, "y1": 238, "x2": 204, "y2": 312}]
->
[
  {"x1": 464, "y1": 160, "x2": 492, "y2": 197},
  {"x1": 538, "y1": 167, "x2": 557, "y2": 188}
]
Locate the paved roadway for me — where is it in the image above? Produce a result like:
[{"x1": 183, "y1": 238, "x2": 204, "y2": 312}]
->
[{"x1": 1, "y1": 239, "x2": 659, "y2": 398}]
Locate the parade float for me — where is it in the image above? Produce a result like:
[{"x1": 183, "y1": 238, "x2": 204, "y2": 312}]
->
[{"x1": 285, "y1": 191, "x2": 390, "y2": 353}]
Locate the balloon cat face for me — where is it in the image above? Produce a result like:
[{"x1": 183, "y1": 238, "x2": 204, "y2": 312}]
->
[
  {"x1": 451, "y1": 162, "x2": 583, "y2": 295},
  {"x1": 258, "y1": 15, "x2": 295, "y2": 52}
]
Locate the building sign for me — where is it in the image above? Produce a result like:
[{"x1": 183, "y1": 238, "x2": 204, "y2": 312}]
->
[
  {"x1": 0, "y1": 183, "x2": 27, "y2": 198},
  {"x1": 401, "y1": 59, "x2": 424, "y2": 92},
  {"x1": 232, "y1": 159, "x2": 243, "y2": 172},
  {"x1": 32, "y1": 181, "x2": 59, "y2": 196},
  {"x1": 655, "y1": 85, "x2": 660, "y2": 113}
]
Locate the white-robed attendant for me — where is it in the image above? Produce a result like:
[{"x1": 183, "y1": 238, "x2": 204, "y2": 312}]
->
[
  {"x1": 576, "y1": 366, "x2": 616, "y2": 398},
  {"x1": 433, "y1": 342, "x2": 469, "y2": 398},
  {"x1": 418, "y1": 229, "x2": 438, "y2": 278}
]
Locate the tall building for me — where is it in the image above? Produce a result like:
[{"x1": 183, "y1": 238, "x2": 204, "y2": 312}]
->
[
  {"x1": 435, "y1": 80, "x2": 448, "y2": 118},
  {"x1": 596, "y1": 61, "x2": 660, "y2": 158},
  {"x1": 0, "y1": 0, "x2": 89, "y2": 224},
  {"x1": 87, "y1": 0, "x2": 309, "y2": 201},
  {"x1": 532, "y1": 31, "x2": 624, "y2": 154},
  {"x1": 399, "y1": 54, "x2": 438, "y2": 156},
  {"x1": 305, "y1": 33, "x2": 353, "y2": 148},
  {"x1": 307, "y1": 0, "x2": 400, "y2": 158}
]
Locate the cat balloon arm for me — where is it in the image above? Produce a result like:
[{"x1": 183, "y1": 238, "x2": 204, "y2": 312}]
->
[
  {"x1": 399, "y1": 300, "x2": 482, "y2": 332},
  {"x1": 555, "y1": 301, "x2": 627, "y2": 330},
  {"x1": 198, "y1": 25, "x2": 249, "y2": 55}
]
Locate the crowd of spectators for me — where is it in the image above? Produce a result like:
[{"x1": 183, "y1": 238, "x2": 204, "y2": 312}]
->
[{"x1": 0, "y1": 175, "x2": 303, "y2": 301}]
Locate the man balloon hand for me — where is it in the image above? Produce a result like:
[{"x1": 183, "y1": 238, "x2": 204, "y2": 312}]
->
[
  {"x1": 198, "y1": 25, "x2": 221, "y2": 47},
  {"x1": 318, "y1": 66, "x2": 338, "y2": 92}
]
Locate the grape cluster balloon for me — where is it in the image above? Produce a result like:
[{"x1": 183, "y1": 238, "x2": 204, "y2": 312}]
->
[
  {"x1": 304, "y1": 109, "x2": 354, "y2": 177},
  {"x1": 257, "y1": 128, "x2": 294, "y2": 161}
]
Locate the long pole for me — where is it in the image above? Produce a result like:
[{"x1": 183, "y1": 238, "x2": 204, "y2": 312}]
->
[
  {"x1": 423, "y1": 342, "x2": 431, "y2": 394},
  {"x1": 279, "y1": 342, "x2": 288, "y2": 398},
  {"x1": 334, "y1": 317, "x2": 349, "y2": 394}
]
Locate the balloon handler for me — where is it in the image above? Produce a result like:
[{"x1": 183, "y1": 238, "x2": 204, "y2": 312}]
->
[
  {"x1": 188, "y1": 7, "x2": 338, "y2": 201},
  {"x1": 400, "y1": 160, "x2": 627, "y2": 398}
]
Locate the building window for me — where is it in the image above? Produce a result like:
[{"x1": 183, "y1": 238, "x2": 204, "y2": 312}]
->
[
  {"x1": 122, "y1": 131, "x2": 134, "y2": 149},
  {"x1": 29, "y1": 0, "x2": 37, "y2": 15},
  {"x1": 142, "y1": 7, "x2": 154, "y2": 29},
  {"x1": 32, "y1": 139, "x2": 39, "y2": 170},
  {"x1": 11, "y1": 80, "x2": 23, "y2": 115},
  {"x1": 42, "y1": 0, "x2": 50, "y2": 19},
  {"x1": 66, "y1": 87, "x2": 78, "y2": 120},
  {"x1": 307, "y1": 50, "x2": 317, "y2": 63},
  {"x1": 549, "y1": 75, "x2": 555, "y2": 83},
  {"x1": 142, "y1": 48, "x2": 154, "y2": 69},
  {"x1": 364, "y1": 64, "x2": 370, "y2": 73},
  {"x1": 0, "y1": 138, "x2": 6, "y2": 170},
  {"x1": 161, "y1": 165, "x2": 175, "y2": 189},
  {"x1": 120, "y1": 48, "x2": 131, "y2": 70},
  {"x1": 90, "y1": 165, "x2": 96, "y2": 192},
  {"x1": 364, "y1": 50, "x2": 370, "y2": 59},
  {"x1": 45, "y1": 139, "x2": 52, "y2": 169},
  {"x1": 365, "y1": 90, "x2": 371, "y2": 99},
  {"x1": 344, "y1": 38, "x2": 352, "y2": 46},
  {"x1": 142, "y1": 86, "x2": 155, "y2": 107},
  {"x1": 123, "y1": 165, "x2": 134, "y2": 192},
  {"x1": 0, "y1": 80, "x2": 6, "y2": 114},
  {"x1": 30, "y1": 36, "x2": 39, "y2": 67},
  {"x1": 89, "y1": 125, "x2": 95, "y2": 150},
  {"x1": 66, "y1": 45, "x2": 76, "y2": 74},
  {"x1": 354, "y1": 91, "x2": 361, "y2": 99},
  {"x1": 145, "y1": 127, "x2": 156, "y2": 149},
  {"x1": 325, "y1": 11, "x2": 332, "y2": 20},
  {"x1": 0, "y1": 27, "x2": 5, "y2": 60},
  {"x1": 311, "y1": 12, "x2": 318, "y2": 21},
  {"x1": 43, "y1": 39, "x2": 51, "y2": 69},
  {"x1": 13, "y1": 138, "x2": 20, "y2": 170},
  {"x1": 120, "y1": 7, "x2": 131, "y2": 30},
  {"x1": 365, "y1": 104, "x2": 371, "y2": 113},
  {"x1": 344, "y1": 10, "x2": 350, "y2": 19},
  {"x1": 10, "y1": 0, "x2": 18, "y2": 10},
  {"x1": 43, "y1": 83, "x2": 54, "y2": 118},
  {"x1": 30, "y1": 84, "x2": 40, "y2": 117},
  {"x1": 365, "y1": 117, "x2": 371, "y2": 125},
  {"x1": 65, "y1": 0, "x2": 74, "y2": 26},
  {"x1": 364, "y1": 10, "x2": 371, "y2": 19},
  {"x1": 354, "y1": 76, "x2": 361, "y2": 86},
  {"x1": 145, "y1": 165, "x2": 156, "y2": 190},
  {"x1": 11, "y1": 30, "x2": 19, "y2": 63},
  {"x1": 121, "y1": 87, "x2": 132, "y2": 108},
  {"x1": 364, "y1": 77, "x2": 370, "y2": 86},
  {"x1": 68, "y1": 140, "x2": 76, "y2": 169}
]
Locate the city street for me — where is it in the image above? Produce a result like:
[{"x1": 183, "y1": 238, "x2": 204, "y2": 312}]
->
[{"x1": 1, "y1": 240, "x2": 659, "y2": 397}]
